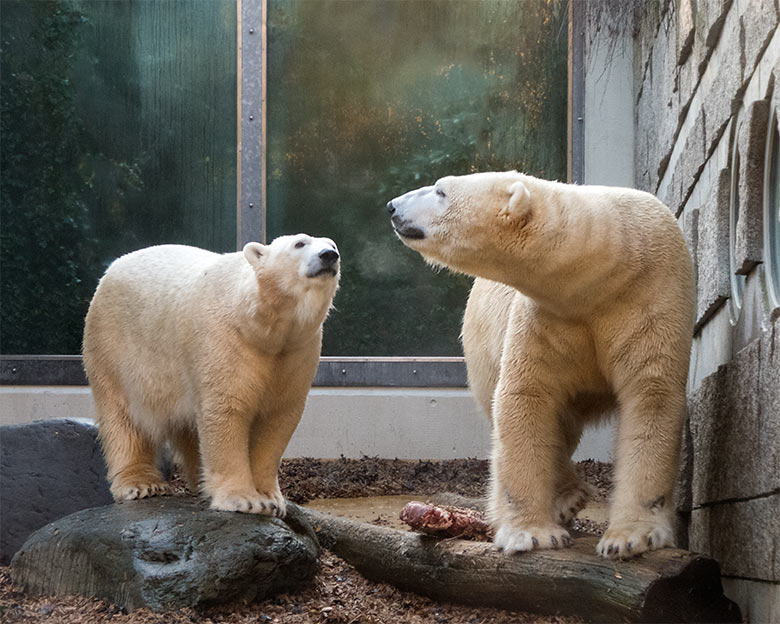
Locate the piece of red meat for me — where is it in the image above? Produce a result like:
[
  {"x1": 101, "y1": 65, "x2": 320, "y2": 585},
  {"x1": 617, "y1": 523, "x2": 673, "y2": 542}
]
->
[{"x1": 399, "y1": 501, "x2": 493, "y2": 541}]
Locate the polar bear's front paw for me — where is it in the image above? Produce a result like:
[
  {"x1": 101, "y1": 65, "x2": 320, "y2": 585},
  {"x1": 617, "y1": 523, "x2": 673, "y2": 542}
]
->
[
  {"x1": 111, "y1": 479, "x2": 171, "y2": 501},
  {"x1": 597, "y1": 521, "x2": 674, "y2": 559},
  {"x1": 210, "y1": 489, "x2": 285, "y2": 517},
  {"x1": 553, "y1": 481, "x2": 595, "y2": 525},
  {"x1": 493, "y1": 523, "x2": 573, "y2": 553}
]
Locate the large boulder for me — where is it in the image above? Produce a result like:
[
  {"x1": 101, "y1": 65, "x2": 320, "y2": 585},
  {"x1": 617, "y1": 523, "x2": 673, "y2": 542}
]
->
[
  {"x1": 11, "y1": 498, "x2": 319, "y2": 611},
  {"x1": 0, "y1": 418, "x2": 113, "y2": 564}
]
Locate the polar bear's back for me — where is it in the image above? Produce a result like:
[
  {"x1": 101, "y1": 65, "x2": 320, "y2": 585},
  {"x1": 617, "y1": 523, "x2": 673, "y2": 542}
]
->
[
  {"x1": 103, "y1": 244, "x2": 223, "y2": 294},
  {"x1": 83, "y1": 245, "x2": 248, "y2": 425},
  {"x1": 86, "y1": 245, "x2": 233, "y2": 348}
]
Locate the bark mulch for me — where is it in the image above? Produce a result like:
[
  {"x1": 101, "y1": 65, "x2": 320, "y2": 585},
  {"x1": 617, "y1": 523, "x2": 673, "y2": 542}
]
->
[{"x1": 0, "y1": 457, "x2": 613, "y2": 624}]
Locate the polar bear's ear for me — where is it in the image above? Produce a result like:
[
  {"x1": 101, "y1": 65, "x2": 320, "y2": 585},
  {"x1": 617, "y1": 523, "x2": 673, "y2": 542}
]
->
[
  {"x1": 503, "y1": 179, "x2": 531, "y2": 218},
  {"x1": 243, "y1": 242, "x2": 267, "y2": 266}
]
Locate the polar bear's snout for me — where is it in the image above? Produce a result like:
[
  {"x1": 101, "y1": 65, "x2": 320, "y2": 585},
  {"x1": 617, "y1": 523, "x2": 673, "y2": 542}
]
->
[
  {"x1": 387, "y1": 186, "x2": 435, "y2": 241},
  {"x1": 307, "y1": 242, "x2": 340, "y2": 278}
]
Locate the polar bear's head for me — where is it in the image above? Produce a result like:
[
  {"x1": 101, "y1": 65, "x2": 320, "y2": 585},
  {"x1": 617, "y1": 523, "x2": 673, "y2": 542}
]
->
[
  {"x1": 243, "y1": 234, "x2": 340, "y2": 314},
  {"x1": 386, "y1": 171, "x2": 532, "y2": 279}
]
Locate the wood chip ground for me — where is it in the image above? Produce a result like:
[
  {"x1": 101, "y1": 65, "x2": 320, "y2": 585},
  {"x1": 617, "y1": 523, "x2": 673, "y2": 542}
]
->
[{"x1": 0, "y1": 458, "x2": 613, "y2": 623}]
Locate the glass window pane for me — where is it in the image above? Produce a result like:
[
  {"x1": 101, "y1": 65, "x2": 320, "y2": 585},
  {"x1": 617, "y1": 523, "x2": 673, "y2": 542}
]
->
[
  {"x1": 266, "y1": 0, "x2": 567, "y2": 356},
  {"x1": 0, "y1": 0, "x2": 237, "y2": 354}
]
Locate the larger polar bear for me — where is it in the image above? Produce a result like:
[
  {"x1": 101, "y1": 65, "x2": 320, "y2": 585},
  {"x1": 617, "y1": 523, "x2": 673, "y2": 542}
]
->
[
  {"x1": 387, "y1": 172, "x2": 694, "y2": 559},
  {"x1": 83, "y1": 234, "x2": 340, "y2": 516}
]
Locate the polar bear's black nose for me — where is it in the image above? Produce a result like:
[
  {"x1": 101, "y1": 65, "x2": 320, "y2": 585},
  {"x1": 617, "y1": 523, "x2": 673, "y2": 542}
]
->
[
  {"x1": 386, "y1": 201, "x2": 396, "y2": 215},
  {"x1": 319, "y1": 249, "x2": 339, "y2": 265}
]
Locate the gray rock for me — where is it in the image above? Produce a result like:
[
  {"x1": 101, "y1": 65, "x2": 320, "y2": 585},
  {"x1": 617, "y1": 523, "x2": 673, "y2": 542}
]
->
[
  {"x1": 689, "y1": 494, "x2": 780, "y2": 581},
  {"x1": 0, "y1": 419, "x2": 113, "y2": 564},
  {"x1": 735, "y1": 100, "x2": 770, "y2": 274},
  {"x1": 11, "y1": 498, "x2": 319, "y2": 612},
  {"x1": 695, "y1": 167, "x2": 731, "y2": 327}
]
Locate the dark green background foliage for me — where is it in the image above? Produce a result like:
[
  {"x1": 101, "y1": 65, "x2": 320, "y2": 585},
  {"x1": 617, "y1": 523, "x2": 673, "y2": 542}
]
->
[
  {"x1": 1, "y1": 0, "x2": 565, "y2": 357},
  {"x1": 1, "y1": 2, "x2": 96, "y2": 354},
  {"x1": 267, "y1": 0, "x2": 567, "y2": 355},
  {"x1": 0, "y1": 0, "x2": 236, "y2": 354}
]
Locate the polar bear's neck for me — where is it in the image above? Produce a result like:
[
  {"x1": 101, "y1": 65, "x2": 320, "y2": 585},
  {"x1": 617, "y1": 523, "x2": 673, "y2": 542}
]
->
[
  {"x1": 488, "y1": 177, "x2": 673, "y2": 317},
  {"x1": 234, "y1": 267, "x2": 332, "y2": 354}
]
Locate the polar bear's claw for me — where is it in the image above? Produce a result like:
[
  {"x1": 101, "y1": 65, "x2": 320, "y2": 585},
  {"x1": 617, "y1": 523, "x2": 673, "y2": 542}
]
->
[
  {"x1": 553, "y1": 480, "x2": 595, "y2": 525},
  {"x1": 210, "y1": 490, "x2": 287, "y2": 517},
  {"x1": 112, "y1": 480, "x2": 171, "y2": 501},
  {"x1": 597, "y1": 521, "x2": 674, "y2": 559},
  {"x1": 493, "y1": 524, "x2": 572, "y2": 553}
]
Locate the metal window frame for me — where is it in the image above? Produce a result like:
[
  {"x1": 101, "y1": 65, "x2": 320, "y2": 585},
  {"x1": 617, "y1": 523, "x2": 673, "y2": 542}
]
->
[
  {"x1": 568, "y1": 0, "x2": 585, "y2": 185},
  {"x1": 1, "y1": 0, "x2": 584, "y2": 389},
  {"x1": 0, "y1": 355, "x2": 467, "y2": 388}
]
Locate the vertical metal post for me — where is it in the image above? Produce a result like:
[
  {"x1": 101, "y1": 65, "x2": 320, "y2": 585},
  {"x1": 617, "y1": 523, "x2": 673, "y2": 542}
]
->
[
  {"x1": 237, "y1": 0, "x2": 266, "y2": 247},
  {"x1": 568, "y1": 0, "x2": 585, "y2": 185}
]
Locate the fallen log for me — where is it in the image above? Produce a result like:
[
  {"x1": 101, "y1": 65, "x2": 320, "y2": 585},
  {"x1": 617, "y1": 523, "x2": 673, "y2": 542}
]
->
[{"x1": 299, "y1": 505, "x2": 740, "y2": 623}]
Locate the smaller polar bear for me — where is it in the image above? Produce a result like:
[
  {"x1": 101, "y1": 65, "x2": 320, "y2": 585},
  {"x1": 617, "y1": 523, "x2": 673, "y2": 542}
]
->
[
  {"x1": 387, "y1": 172, "x2": 694, "y2": 559},
  {"x1": 83, "y1": 235, "x2": 340, "y2": 516}
]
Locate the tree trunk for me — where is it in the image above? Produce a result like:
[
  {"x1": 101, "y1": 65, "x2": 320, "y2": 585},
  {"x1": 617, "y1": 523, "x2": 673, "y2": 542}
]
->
[{"x1": 300, "y1": 506, "x2": 740, "y2": 623}]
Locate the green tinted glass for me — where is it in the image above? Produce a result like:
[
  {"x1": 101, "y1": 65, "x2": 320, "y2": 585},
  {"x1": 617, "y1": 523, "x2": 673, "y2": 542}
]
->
[
  {"x1": 266, "y1": 0, "x2": 567, "y2": 356},
  {"x1": 0, "y1": 0, "x2": 237, "y2": 354}
]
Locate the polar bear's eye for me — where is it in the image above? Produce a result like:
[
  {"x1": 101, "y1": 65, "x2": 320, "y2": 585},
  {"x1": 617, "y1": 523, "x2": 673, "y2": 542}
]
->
[
  {"x1": 435, "y1": 187, "x2": 446, "y2": 198},
  {"x1": 294, "y1": 240, "x2": 306, "y2": 249}
]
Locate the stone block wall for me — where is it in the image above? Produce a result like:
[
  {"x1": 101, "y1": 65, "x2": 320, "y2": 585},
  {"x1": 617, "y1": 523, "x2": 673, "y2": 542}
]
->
[{"x1": 586, "y1": 1, "x2": 779, "y2": 620}]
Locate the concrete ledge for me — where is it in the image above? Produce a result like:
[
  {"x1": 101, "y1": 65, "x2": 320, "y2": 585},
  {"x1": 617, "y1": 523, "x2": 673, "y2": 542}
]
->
[{"x1": 0, "y1": 386, "x2": 615, "y2": 462}]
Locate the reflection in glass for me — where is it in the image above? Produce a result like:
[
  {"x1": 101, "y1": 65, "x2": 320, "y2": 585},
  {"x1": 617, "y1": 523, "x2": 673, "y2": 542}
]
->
[
  {"x1": 766, "y1": 113, "x2": 780, "y2": 308},
  {"x1": 729, "y1": 119, "x2": 745, "y2": 322},
  {"x1": 266, "y1": 0, "x2": 567, "y2": 355},
  {"x1": 0, "y1": 0, "x2": 237, "y2": 354}
]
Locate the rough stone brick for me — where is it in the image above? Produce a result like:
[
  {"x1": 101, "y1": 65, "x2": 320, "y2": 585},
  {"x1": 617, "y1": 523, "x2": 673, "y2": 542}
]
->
[
  {"x1": 681, "y1": 205, "x2": 699, "y2": 278},
  {"x1": 759, "y1": 315, "x2": 780, "y2": 480},
  {"x1": 740, "y1": 0, "x2": 780, "y2": 85},
  {"x1": 735, "y1": 99, "x2": 770, "y2": 273},
  {"x1": 690, "y1": 494, "x2": 780, "y2": 581},
  {"x1": 696, "y1": 0, "x2": 732, "y2": 62},
  {"x1": 678, "y1": 108, "x2": 708, "y2": 202},
  {"x1": 676, "y1": 0, "x2": 695, "y2": 66},
  {"x1": 676, "y1": 415, "x2": 694, "y2": 515},
  {"x1": 695, "y1": 167, "x2": 731, "y2": 325},
  {"x1": 703, "y1": 19, "x2": 745, "y2": 149},
  {"x1": 0, "y1": 419, "x2": 113, "y2": 565},
  {"x1": 634, "y1": 3, "x2": 683, "y2": 193},
  {"x1": 688, "y1": 338, "x2": 780, "y2": 506}
]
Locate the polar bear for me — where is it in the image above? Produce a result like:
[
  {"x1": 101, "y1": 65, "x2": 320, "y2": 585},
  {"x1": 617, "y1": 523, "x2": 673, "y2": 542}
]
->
[
  {"x1": 83, "y1": 234, "x2": 340, "y2": 516},
  {"x1": 387, "y1": 172, "x2": 694, "y2": 559}
]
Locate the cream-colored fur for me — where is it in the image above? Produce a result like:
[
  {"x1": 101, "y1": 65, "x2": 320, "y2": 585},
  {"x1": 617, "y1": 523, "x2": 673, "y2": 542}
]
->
[
  {"x1": 388, "y1": 171, "x2": 694, "y2": 559},
  {"x1": 83, "y1": 234, "x2": 340, "y2": 516}
]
